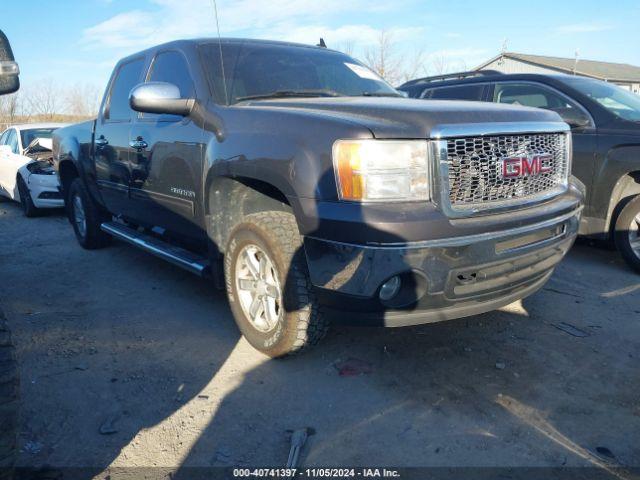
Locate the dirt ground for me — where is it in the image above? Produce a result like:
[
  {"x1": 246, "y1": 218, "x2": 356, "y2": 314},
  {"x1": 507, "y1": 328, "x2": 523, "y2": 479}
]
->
[{"x1": 0, "y1": 200, "x2": 639, "y2": 478}]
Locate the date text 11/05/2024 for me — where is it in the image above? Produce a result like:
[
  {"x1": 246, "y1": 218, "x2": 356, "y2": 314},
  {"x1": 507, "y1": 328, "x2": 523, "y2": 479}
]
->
[{"x1": 233, "y1": 468, "x2": 401, "y2": 477}]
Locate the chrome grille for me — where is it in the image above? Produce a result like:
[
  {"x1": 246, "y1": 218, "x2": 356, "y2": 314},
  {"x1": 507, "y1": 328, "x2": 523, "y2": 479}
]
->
[{"x1": 444, "y1": 133, "x2": 569, "y2": 212}]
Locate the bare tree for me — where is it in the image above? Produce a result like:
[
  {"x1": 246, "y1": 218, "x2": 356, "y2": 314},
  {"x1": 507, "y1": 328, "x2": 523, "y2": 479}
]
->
[
  {"x1": 429, "y1": 54, "x2": 451, "y2": 76},
  {"x1": 335, "y1": 41, "x2": 355, "y2": 57},
  {"x1": 65, "y1": 82, "x2": 101, "y2": 118},
  {"x1": 400, "y1": 48, "x2": 428, "y2": 84},
  {"x1": 0, "y1": 93, "x2": 23, "y2": 129},
  {"x1": 363, "y1": 30, "x2": 403, "y2": 85},
  {"x1": 23, "y1": 78, "x2": 64, "y2": 121}
]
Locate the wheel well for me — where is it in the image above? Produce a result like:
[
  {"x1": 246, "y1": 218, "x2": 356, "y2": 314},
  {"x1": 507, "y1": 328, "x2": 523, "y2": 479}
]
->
[
  {"x1": 58, "y1": 161, "x2": 79, "y2": 200},
  {"x1": 206, "y1": 176, "x2": 293, "y2": 254},
  {"x1": 609, "y1": 172, "x2": 640, "y2": 237}
]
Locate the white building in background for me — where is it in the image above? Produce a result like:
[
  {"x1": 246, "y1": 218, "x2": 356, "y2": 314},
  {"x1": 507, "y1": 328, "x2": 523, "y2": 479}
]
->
[{"x1": 476, "y1": 52, "x2": 640, "y2": 94}]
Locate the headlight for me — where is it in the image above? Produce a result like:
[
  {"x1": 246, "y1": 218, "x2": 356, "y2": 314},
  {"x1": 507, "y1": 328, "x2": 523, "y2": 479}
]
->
[
  {"x1": 26, "y1": 161, "x2": 56, "y2": 175},
  {"x1": 333, "y1": 139, "x2": 429, "y2": 202}
]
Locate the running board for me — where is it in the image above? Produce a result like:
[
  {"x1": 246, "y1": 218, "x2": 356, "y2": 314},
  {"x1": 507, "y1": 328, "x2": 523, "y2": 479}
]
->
[{"x1": 100, "y1": 222, "x2": 210, "y2": 277}]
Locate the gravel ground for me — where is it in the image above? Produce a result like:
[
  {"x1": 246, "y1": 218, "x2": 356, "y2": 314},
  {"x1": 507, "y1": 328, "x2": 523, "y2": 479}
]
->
[{"x1": 0, "y1": 201, "x2": 639, "y2": 478}]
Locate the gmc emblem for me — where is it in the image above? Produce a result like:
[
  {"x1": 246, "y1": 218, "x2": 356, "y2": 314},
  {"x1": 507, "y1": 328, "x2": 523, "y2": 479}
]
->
[{"x1": 501, "y1": 154, "x2": 553, "y2": 178}]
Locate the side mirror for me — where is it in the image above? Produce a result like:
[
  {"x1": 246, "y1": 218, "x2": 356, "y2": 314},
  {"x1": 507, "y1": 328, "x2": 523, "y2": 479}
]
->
[
  {"x1": 0, "y1": 30, "x2": 19, "y2": 96},
  {"x1": 553, "y1": 107, "x2": 591, "y2": 129},
  {"x1": 129, "y1": 82, "x2": 195, "y2": 116}
]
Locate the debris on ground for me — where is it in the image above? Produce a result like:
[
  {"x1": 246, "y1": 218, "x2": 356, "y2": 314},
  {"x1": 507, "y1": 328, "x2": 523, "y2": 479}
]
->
[
  {"x1": 594, "y1": 446, "x2": 616, "y2": 461},
  {"x1": 551, "y1": 322, "x2": 590, "y2": 338},
  {"x1": 286, "y1": 428, "x2": 311, "y2": 469},
  {"x1": 333, "y1": 358, "x2": 373, "y2": 376},
  {"x1": 23, "y1": 440, "x2": 43, "y2": 454},
  {"x1": 495, "y1": 361, "x2": 506, "y2": 370},
  {"x1": 99, "y1": 414, "x2": 120, "y2": 435}
]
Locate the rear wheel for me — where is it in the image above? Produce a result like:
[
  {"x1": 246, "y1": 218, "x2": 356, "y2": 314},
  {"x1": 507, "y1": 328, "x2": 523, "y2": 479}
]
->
[
  {"x1": 68, "y1": 178, "x2": 111, "y2": 250},
  {"x1": 224, "y1": 211, "x2": 329, "y2": 357},
  {"x1": 16, "y1": 176, "x2": 39, "y2": 218},
  {"x1": 0, "y1": 309, "x2": 19, "y2": 480},
  {"x1": 614, "y1": 195, "x2": 640, "y2": 273}
]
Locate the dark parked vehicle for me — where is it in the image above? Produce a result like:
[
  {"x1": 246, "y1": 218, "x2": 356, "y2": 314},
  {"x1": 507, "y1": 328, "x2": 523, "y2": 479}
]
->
[
  {"x1": 0, "y1": 29, "x2": 20, "y2": 480},
  {"x1": 54, "y1": 39, "x2": 582, "y2": 356},
  {"x1": 399, "y1": 71, "x2": 640, "y2": 272}
]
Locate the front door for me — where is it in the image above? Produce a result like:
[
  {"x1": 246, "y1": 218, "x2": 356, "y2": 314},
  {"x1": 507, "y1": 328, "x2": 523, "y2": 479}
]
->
[
  {"x1": 128, "y1": 50, "x2": 204, "y2": 242},
  {"x1": 94, "y1": 57, "x2": 146, "y2": 217}
]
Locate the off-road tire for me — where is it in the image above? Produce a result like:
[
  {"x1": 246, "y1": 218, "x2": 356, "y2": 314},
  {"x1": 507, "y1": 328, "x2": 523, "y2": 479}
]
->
[
  {"x1": 17, "y1": 176, "x2": 39, "y2": 218},
  {"x1": 614, "y1": 194, "x2": 640, "y2": 274},
  {"x1": 224, "y1": 211, "x2": 329, "y2": 357},
  {"x1": 0, "y1": 309, "x2": 19, "y2": 480},
  {"x1": 68, "y1": 178, "x2": 111, "y2": 250}
]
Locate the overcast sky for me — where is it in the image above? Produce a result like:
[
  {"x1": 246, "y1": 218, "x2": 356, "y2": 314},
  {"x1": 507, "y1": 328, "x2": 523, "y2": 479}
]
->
[{"x1": 5, "y1": 0, "x2": 640, "y2": 91}]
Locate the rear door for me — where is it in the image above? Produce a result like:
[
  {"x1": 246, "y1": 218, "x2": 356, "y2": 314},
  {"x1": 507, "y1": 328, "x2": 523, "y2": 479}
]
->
[
  {"x1": 0, "y1": 129, "x2": 13, "y2": 196},
  {"x1": 128, "y1": 49, "x2": 205, "y2": 241},
  {"x1": 0, "y1": 128, "x2": 21, "y2": 199},
  {"x1": 489, "y1": 81, "x2": 597, "y2": 205},
  {"x1": 94, "y1": 57, "x2": 146, "y2": 217}
]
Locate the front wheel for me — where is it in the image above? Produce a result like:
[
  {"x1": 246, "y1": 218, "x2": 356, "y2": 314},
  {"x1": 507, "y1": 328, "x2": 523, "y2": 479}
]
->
[
  {"x1": 224, "y1": 211, "x2": 329, "y2": 357},
  {"x1": 614, "y1": 195, "x2": 640, "y2": 274},
  {"x1": 68, "y1": 178, "x2": 111, "y2": 250},
  {"x1": 16, "y1": 176, "x2": 39, "y2": 218}
]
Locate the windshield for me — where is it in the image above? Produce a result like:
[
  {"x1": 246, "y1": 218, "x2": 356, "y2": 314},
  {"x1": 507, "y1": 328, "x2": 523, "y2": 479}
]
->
[
  {"x1": 563, "y1": 76, "x2": 640, "y2": 122},
  {"x1": 199, "y1": 42, "x2": 399, "y2": 105},
  {"x1": 20, "y1": 128, "x2": 55, "y2": 150}
]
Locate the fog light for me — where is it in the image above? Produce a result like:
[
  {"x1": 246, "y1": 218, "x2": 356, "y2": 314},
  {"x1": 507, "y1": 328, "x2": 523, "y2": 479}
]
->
[{"x1": 379, "y1": 276, "x2": 401, "y2": 301}]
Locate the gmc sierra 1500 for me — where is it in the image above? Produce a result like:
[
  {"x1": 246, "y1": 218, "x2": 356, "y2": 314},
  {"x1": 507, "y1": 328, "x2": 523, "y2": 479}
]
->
[{"x1": 53, "y1": 39, "x2": 583, "y2": 357}]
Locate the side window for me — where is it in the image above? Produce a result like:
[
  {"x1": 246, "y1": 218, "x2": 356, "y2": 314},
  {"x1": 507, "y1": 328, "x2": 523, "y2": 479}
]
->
[
  {"x1": 6, "y1": 129, "x2": 18, "y2": 154},
  {"x1": 106, "y1": 58, "x2": 145, "y2": 121},
  {"x1": 493, "y1": 82, "x2": 575, "y2": 110},
  {"x1": 425, "y1": 84, "x2": 485, "y2": 101},
  {"x1": 493, "y1": 82, "x2": 592, "y2": 127},
  {"x1": 145, "y1": 51, "x2": 195, "y2": 121},
  {"x1": 0, "y1": 130, "x2": 9, "y2": 145}
]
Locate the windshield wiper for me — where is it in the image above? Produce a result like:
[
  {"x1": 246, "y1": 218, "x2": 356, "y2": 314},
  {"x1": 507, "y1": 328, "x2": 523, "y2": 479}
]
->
[
  {"x1": 359, "y1": 91, "x2": 403, "y2": 98},
  {"x1": 236, "y1": 89, "x2": 343, "y2": 102}
]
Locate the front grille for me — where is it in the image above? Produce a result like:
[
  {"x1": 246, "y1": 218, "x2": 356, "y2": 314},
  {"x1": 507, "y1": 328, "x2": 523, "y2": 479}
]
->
[{"x1": 444, "y1": 133, "x2": 569, "y2": 212}]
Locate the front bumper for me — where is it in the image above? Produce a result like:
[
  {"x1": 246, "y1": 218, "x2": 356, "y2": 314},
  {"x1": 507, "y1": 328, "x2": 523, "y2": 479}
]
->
[
  {"x1": 304, "y1": 205, "x2": 581, "y2": 327},
  {"x1": 27, "y1": 173, "x2": 64, "y2": 208}
]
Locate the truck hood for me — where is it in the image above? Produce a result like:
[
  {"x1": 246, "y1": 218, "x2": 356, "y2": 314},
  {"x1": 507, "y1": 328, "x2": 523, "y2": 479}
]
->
[{"x1": 242, "y1": 97, "x2": 564, "y2": 138}]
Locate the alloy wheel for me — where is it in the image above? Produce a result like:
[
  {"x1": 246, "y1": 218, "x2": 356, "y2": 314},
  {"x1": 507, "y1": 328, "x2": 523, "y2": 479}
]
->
[
  {"x1": 234, "y1": 244, "x2": 282, "y2": 333},
  {"x1": 73, "y1": 194, "x2": 87, "y2": 239},
  {"x1": 629, "y1": 212, "x2": 640, "y2": 259}
]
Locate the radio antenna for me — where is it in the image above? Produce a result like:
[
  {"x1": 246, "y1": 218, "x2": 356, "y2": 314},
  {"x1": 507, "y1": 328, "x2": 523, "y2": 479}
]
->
[{"x1": 211, "y1": 0, "x2": 229, "y2": 104}]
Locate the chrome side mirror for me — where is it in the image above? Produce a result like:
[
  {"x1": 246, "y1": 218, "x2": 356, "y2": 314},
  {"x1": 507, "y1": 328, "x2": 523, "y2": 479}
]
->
[
  {"x1": 0, "y1": 30, "x2": 19, "y2": 96},
  {"x1": 129, "y1": 82, "x2": 195, "y2": 116}
]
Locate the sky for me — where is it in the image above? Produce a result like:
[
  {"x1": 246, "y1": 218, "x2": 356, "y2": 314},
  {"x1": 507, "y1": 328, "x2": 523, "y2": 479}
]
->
[{"x1": 4, "y1": 0, "x2": 640, "y2": 93}]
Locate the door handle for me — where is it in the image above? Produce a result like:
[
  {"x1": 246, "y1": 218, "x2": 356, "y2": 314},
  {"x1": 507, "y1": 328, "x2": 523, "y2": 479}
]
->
[
  {"x1": 129, "y1": 139, "x2": 148, "y2": 150},
  {"x1": 95, "y1": 136, "x2": 108, "y2": 147}
]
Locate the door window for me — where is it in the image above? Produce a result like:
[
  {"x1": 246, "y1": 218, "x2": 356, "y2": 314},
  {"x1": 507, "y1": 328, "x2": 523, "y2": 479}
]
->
[
  {"x1": 423, "y1": 84, "x2": 485, "y2": 100},
  {"x1": 6, "y1": 129, "x2": 18, "y2": 154},
  {"x1": 0, "y1": 130, "x2": 9, "y2": 145},
  {"x1": 106, "y1": 57, "x2": 145, "y2": 121},
  {"x1": 145, "y1": 50, "x2": 195, "y2": 121},
  {"x1": 492, "y1": 82, "x2": 590, "y2": 126}
]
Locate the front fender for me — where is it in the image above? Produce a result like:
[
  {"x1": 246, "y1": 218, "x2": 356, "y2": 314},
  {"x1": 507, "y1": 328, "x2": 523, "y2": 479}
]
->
[{"x1": 593, "y1": 144, "x2": 640, "y2": 232}]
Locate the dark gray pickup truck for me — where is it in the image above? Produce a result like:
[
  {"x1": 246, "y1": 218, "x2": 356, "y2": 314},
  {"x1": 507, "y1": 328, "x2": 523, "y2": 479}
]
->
[{"x1": 53, "y1": 38, "x2": 583, "y2": 356}]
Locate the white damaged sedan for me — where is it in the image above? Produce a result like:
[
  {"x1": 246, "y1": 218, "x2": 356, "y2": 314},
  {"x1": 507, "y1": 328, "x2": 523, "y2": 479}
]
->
[{"x1": 0, "y1": 123, "x2": 68, "y2": 216}]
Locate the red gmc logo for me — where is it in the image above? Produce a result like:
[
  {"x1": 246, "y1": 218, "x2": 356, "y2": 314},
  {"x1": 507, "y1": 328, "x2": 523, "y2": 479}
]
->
[{"x1": 501, "y1": 154, "x2": 553, "y2": 178}]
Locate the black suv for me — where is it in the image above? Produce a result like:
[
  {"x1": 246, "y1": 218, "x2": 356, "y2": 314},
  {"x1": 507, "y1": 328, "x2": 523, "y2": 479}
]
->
[{"x1": 399, "y1": 71, "x2": 640, "y2": 272}]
